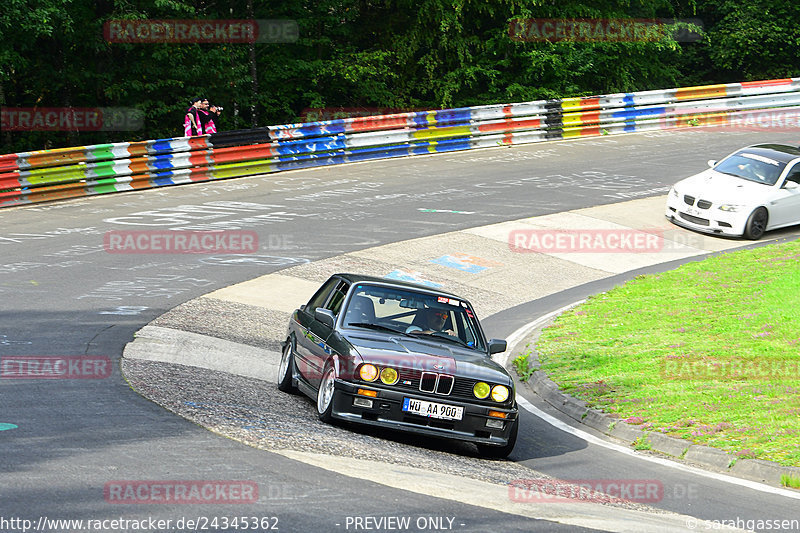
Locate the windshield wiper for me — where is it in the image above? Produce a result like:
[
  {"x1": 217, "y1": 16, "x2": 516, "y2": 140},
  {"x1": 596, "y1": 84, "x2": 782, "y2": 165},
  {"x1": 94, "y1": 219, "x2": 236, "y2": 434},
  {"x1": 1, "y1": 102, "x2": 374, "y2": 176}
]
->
[
  {"x1": 347, "y1": 322, "x2": 404, "y2": 335},
  {"x1": 409, "y1": 331, "x2": 474, "y2": 349}
]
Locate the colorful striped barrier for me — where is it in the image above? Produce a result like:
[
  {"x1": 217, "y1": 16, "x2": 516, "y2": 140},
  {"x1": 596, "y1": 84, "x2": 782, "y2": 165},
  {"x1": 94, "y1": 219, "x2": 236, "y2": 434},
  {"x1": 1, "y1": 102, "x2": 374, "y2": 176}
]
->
[{"x1": 2, "y1": 77, "x2": 800, "y2": 208}]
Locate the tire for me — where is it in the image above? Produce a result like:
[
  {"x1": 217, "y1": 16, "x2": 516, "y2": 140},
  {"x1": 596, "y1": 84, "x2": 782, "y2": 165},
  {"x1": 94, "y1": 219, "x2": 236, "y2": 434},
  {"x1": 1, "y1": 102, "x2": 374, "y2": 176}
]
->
[
  {"x1": 277, "y1": 342, "x2": 296, "y2": 393},
  {"x1": 316, "y1": 363, "x2": 336, "y2": 423},
  {"x1": 477, "y1": 418, "x2": 518, "y2": 459},
  {"x1": 743, "y1": 207, "x2": 768, "y2": 240}
]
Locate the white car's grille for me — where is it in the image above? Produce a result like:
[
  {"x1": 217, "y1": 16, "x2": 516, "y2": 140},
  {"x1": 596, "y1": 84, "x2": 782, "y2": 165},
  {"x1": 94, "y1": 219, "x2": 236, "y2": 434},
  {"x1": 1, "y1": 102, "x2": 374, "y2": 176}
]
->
[
  {"x1": 679, "y1": 212, "x2": 710, "y2": 226},
  {"x1": 697, "y1": 199, "x2": 712, "y2": 209}
]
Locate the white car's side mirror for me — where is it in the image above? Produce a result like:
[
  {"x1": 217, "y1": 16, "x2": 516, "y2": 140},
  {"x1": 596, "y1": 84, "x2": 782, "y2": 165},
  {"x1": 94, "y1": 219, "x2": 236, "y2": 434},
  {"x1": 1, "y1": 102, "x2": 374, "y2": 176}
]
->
[
  {"x1": 707, "y1": 159, "x2": 717, "y2": 168},
  {"x1": 784, "y1": 181, "x2": 799, "y2": 190}
]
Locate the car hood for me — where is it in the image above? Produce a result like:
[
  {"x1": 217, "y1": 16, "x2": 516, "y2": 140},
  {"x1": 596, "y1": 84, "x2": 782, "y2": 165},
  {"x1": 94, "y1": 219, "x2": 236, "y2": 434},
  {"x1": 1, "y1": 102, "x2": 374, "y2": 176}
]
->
[
  {"x1": 343, "y1": 331, "x2": 511, "y2": 384},
  {"x1": 673, "y1": 169, "x2": 771, "y2": 203}
]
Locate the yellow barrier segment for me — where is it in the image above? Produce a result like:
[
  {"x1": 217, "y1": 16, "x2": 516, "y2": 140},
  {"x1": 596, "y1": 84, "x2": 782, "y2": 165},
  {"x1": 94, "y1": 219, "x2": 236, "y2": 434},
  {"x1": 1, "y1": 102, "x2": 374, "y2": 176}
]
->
[
  {"x1": 675, "y1": 84, "x2": 729, "y2": 100},
  {"x1": 411, "y1": 125, "x2": 472, "y2": 140}
]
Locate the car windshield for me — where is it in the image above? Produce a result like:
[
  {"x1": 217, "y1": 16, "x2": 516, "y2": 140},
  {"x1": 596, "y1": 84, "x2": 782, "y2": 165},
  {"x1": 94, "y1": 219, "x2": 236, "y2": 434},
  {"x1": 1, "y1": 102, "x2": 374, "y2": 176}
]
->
[
  {"x1": 342, "y1": 283, "x2": 487, "y2": 351},
  {"x1": 714, "y1": 152, "x2": 787, "y2": 185}
]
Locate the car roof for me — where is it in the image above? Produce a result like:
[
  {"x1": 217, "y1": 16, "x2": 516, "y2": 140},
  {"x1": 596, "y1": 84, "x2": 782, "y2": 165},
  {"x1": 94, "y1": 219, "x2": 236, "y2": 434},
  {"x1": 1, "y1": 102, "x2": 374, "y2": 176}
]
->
[
  {"x1": 332, "y1": 272, "x2": 463, "y2": 299},
  {"x1": 740, "y1": 144, "x2": 800, "y2": 164}
]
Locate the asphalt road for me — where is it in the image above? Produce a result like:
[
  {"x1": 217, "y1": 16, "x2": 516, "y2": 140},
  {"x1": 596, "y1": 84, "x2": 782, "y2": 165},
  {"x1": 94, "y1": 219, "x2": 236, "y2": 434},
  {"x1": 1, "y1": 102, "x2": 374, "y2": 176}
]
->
[{"x1": 1, "y1": 128, "x2": 799, "y2": 532}]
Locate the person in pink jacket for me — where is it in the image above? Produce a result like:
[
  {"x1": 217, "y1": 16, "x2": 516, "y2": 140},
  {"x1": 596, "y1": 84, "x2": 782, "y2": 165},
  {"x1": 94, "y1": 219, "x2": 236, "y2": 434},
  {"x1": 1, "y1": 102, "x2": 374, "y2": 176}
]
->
[{"x1": 184, "y1": 97, "x2": 221, "y2": 136}]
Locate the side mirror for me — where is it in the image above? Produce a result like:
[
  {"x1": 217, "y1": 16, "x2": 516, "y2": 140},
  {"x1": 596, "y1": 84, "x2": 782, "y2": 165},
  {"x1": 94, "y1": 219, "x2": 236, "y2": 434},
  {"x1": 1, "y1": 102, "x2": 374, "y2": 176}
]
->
[
  {"x1": 784, "y1": 180, "x2": 799, "y2": 190},
  {"x1": 707, "y1": 159, "x2": 717, "y2": 168},
  {"x1": 315, "y1": 308, "x2": 335, "y2": 328},
  {"x1": 488, "y1": 339, "x2": 507, "y2": 355}
]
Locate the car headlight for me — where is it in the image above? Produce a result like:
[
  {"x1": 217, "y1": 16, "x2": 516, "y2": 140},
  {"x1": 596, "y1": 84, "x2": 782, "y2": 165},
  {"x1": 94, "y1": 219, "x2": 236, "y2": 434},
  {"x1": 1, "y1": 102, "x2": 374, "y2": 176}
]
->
[
  {"x1": 718, "y1": 204, "x2": 743, "y2": 212},
  {"x1": 359, "y1": 364, "x2": 379, "y2": 382},
  {"x1": 379, "y1": 367, "x2": 398, "y2": 385},
  {"x1": 473, "y1": 382, "x2": 491, "y2": 399},
  {"x1": 491, "y1": 385, "x2": 510, "y2": 402},
  {"x1": 670, "y1": 187, "x2": 679, "y2": 198}
]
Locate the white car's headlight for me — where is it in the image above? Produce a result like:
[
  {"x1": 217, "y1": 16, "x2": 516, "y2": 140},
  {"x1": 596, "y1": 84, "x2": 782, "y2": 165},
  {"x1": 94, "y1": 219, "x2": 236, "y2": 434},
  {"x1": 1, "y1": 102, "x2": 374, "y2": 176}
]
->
[
  {"x1": 670, "y1": 187, "x2": 679, "y2": 198},
  {"x1": 718, "y1": 204, "x2": 743, "y2": 212}
]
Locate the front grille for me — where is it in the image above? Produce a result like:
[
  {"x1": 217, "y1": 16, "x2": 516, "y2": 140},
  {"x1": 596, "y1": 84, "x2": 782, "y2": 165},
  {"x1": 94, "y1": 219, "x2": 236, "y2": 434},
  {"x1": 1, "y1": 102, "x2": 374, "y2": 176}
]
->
[
  {"x1": 381, "y1": 369, "x2": 509, "y2": 404},
  {"x1": 436, "y1": 375, "x2": 454, "y2": 395},
  {"x1": 697, "y1": 199, "x2": 712, "y2": 209},
  {"x1": 394, "y1": 369, "x2": 470, "y2": 399},
  {"x1": 418, "y1": 372, "x2": 454, "y2": 395},
  {"x1": 679, "y1": 212, "x2": 710, "y2": 226},
  {"x1": 419, "y1": 372, "x2": 437, "y2": 393},
  {"x1": 683, "y1": 195, "x2": 696, "y2": 206},
  {"x1": 452, "y1": 379, "x2": 476, "y2": 398}
]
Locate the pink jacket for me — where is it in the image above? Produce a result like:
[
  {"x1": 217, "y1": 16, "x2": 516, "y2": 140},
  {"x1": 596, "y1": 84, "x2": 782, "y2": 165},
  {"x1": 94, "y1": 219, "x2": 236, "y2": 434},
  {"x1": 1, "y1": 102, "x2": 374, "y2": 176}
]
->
[{"x1": 184, "y1": 108, "x2": 217, "y2": 136}]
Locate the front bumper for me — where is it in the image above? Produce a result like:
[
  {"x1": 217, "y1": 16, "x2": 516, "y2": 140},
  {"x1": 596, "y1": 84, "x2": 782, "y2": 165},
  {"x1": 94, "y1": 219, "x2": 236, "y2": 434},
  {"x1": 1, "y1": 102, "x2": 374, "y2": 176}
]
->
[
  {"x1": 665, "y1": 195, "x2": 745, "y2": 237},
  {"x1": 329, "y1": 379, "x2": 518, "y2": 447}
]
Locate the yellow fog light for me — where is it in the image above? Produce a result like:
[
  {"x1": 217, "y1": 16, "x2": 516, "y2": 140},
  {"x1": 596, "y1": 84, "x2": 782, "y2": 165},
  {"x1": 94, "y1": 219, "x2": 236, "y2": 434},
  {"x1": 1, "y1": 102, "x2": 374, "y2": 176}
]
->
[
  {"x1": 359, "y1": 364, "x2": 378, "y2": 382},
  {"x1": 357, "y1": 388, "x2": 378, "y2": 397},
  {"x1": 491, "y1": 385, "x2": 510, "y2": 402},
  {"x1": 380, "y1": 367, "x2": 398, "y2": 385},
  {"x1": 488, "y1": 410, "x2": 507, "y2": 419},
  {"x1": 473, "y1": 382, "x2": 491, "y2": 399}
]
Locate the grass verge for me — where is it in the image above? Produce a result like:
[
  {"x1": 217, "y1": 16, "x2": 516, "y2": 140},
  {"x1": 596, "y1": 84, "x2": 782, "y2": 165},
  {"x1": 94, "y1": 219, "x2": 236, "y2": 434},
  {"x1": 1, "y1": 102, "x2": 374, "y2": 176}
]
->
[
  {"x1": 516, "y1": 238, "x2": 800, "y2": 467},
  {"x1": 781, "y1": 474, "x2": 800, "y2": 489}
]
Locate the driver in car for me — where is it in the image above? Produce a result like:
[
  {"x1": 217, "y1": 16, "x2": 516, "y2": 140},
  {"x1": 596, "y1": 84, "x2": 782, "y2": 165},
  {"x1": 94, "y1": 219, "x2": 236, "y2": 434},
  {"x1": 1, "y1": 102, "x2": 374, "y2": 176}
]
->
[{"x1": 406, "y1": 308, "x2": 455, "y2": 336}]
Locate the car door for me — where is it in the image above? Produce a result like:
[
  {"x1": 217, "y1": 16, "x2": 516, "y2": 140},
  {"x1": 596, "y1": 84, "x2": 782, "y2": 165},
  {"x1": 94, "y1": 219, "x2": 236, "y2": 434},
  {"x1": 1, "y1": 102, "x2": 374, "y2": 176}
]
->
[
  {"x1": 294, "y1": 277, "x2": 338, "y2": 382},
  {"x1": 767, "y1": 165, "x2": 800, "y2": 228},
  {"x1": 296, "y1": 278, "x2": 350, "y2": 387}
]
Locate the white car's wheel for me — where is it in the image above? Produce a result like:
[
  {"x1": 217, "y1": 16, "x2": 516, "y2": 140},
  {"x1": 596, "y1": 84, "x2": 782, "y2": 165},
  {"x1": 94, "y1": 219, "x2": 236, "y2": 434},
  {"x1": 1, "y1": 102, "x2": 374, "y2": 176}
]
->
[{"x1": 743, "y1": 207, "x2": 768, "y2": 240}]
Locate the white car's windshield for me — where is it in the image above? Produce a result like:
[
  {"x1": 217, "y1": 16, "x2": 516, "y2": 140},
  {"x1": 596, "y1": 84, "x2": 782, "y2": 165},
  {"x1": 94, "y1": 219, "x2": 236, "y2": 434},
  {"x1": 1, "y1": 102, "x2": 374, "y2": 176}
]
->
[
  {"x1": 714, "y1": 152, "x2": 787, "y2": 185},
  {"x1": 343, "y1": 284, "x2": 487, "y2": 351}
]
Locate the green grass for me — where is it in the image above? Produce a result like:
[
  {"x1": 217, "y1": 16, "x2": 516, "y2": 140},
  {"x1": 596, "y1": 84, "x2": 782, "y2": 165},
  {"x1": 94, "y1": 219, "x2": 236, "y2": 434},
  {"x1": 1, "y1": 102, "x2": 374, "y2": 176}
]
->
[
  {"x1": 521, "y1": 239, "x2": 800, "y2": 467},
  {"x1": 781, "y1": 474, "x2": 800, "y2": 489},
  {"x1": 512, "y1": 348, "x2": 537, "y2": 381}
]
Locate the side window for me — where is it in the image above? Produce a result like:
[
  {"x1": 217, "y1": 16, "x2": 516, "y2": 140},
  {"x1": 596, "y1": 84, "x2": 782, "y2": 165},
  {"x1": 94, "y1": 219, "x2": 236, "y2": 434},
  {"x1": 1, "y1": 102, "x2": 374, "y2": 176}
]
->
[
  {"x1": 324, "y1": 281, "x2": 350, "y2": 316},
  {"x1": 783, "y1": 166, "x2": 800, "y2": 186},
  {"x1": 305, "y1": 278, "x2": 339, "y2": 314}
]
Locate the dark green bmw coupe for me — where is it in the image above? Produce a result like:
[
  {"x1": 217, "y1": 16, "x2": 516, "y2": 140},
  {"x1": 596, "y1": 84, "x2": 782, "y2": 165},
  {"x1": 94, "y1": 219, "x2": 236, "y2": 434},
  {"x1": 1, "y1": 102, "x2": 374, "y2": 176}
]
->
[{"x1": 277, "y1": 273, "x2": 518, "y2": 458}]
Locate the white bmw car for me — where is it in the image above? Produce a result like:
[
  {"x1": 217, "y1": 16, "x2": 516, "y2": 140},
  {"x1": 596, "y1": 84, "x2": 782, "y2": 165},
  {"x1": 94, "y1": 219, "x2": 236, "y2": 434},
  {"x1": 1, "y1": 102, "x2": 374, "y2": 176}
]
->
[{"x1": 666, "y1": 143, "x2": 800, "y2": 239}]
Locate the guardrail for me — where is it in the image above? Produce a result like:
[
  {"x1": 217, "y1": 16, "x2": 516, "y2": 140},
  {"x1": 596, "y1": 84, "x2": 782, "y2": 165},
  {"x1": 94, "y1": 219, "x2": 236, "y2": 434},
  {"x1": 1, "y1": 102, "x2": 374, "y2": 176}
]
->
[{"x1": 2, "y1": 77, "x2": 799, "y2": 208}]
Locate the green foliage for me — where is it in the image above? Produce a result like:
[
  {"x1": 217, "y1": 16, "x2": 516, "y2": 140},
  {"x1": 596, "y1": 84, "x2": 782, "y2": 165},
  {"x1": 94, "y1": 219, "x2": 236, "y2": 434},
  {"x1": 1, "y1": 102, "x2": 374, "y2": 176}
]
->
[
  {"x1": 1, "y1": 0, "x2": 798, "y2": 153},
  {"x1": 632, "y1": 435, "x2": 652, "y2": 451},
  {"x1": 512, "y1": 351, "x2": 537, "y2": 381},
  {"x1": 781, "y1": 474, "x2": 800, "y2": 489}
]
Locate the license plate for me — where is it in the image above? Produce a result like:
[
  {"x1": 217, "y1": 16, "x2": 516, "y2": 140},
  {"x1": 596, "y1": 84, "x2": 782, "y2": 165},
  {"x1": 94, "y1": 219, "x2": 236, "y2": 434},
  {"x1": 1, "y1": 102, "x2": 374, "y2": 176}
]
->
[{"x1": 402, "y1": 397, "x2": 463, "y2": 420}]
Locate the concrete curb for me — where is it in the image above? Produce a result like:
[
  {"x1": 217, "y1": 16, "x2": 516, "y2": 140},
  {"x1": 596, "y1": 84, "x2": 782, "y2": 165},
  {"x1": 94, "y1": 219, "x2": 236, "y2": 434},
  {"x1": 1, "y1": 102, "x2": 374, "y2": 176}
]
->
[
  {"x1": 123, "y1": 325, "x2": 281, "y2": 383},
  {"x1": 511, "y1": 318, "x2": 800, "y2": 489}
]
